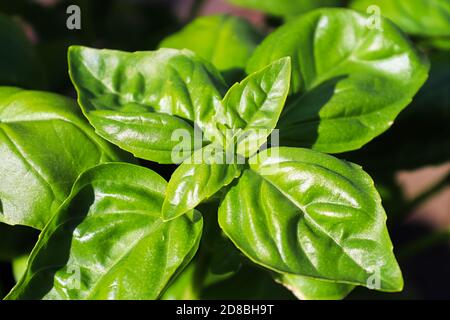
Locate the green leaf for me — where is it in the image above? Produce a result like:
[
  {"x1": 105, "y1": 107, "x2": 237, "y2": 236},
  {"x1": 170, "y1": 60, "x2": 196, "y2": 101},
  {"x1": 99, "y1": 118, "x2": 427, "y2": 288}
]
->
[
  {"x1": 274, "y1": 273, "x2": 354, "y2": 300},
  {"x1": 163, "y1": 205, "x2": 244, "y2": 300},
  {"x1": 68, "y1": 46, "x2": 228, "y2": 163},
  {"x1": 219, "y1": 147, "x2": 403, "y2": 291},
  {"x1": 0, "y1": 87, "x2": 129, "y2": 229},
  {"x1": 344, "y1": 51, "x2": 450, "y2": 171},
  {"x1": 163, "y1": 145, "x2": 242, "y2": 221},
  {"x1": 6, "y1": 163, "x2": 203, "y2": 300},
  {"x1": 86, "y1": 110, "x2": 203, "y2": 164},
  {"x1": 351, "y1": 0, "x2": 450, "y2": 37},
  {"x1": 247, "y1": 8, "x2": 429, "y2": 153},
  {"x1": 228, "y1": 0, "x2": 344, "y2": 18},
  {"x1": 222, "y1": 57, "x2": 291, "y2": 157},
  {"x1": 0, "y1": 13, "x2": 45, "y2": 89},
  {"x1": 159, "y1": 15, "x2": 262, "y2": 83},
  {"x1": 12, "y1": 254, "x2": 29, "y2": 283},
  {"x1": 161, "y1": 260, "x2": 200, "y2": 300}
]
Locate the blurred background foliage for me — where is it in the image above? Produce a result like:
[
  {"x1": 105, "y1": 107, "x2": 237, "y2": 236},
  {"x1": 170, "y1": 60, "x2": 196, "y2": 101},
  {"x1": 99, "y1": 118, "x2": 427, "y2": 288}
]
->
[{"x1": 0, "y1": 0, "x2": 449, "y2": 299}]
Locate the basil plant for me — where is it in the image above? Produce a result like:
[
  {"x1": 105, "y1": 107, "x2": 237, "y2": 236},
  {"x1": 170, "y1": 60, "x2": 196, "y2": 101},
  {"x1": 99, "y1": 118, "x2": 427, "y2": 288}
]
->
[{"x1": 4, "y1": 9, "x2": 429, "y2": 300}]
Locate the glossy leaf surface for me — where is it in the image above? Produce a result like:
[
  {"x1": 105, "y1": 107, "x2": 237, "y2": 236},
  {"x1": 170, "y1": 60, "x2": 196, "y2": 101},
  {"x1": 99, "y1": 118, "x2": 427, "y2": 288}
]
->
[
  {"x1": 222, "y1": 57, "x2": 291, "y2": 157},
  {"x1": 86, "y1": 110, "x2": 202, "y2": 164},
  {"x1": 344, "y1": 51, "x2": 450, "y2": 171},
  {"x1": 351, "y1": 0, "x2": 450, "y2": 37},
  {"x1": 247, "y1": 9, "x2": 429, "y2": 153},
  {"x1": 161, "y1": 260, "x2": 200, "y2": 300},
  {"x1": 219, "y1": 147, "x2": 403, "y2": 291},
  {"x1": 6, "y1": 163, "x2": 203, "y2": 300},
  {"x1": 0, "y1": 87, "x2": 128, "y2": 229},
  {"x1": 163, "y1": 145, "x2": 242, "y2": 221},
  {"x1": 68, "y1": 46, "x2": 228, "y2": 163}
]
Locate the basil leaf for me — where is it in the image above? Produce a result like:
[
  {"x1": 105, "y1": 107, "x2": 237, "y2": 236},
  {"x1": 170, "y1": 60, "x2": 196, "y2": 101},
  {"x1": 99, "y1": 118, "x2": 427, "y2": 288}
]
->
[
  {"x1": 222, "y1": 57, "x2": 291, "y2": 157},
  {"x1": 161, "y1": 261, "x2": 200, "y2": 300},
  {"x1": 0, "y1": 87, "x2": 129, "y2": 229},
  {"x1": 6, "y1": 163, "x2": 203, "y2": 300},
  {"x1": 345, "y1": 51, "x2": 450, "y2": 171},
  {"x1": 68, "y1": 46, "x2": 228, "y2": 162},
  {"x1": 159, "y1": 15, "x2": 262, "y2": 84},
  {"x1": 0, "y1": 13, "x2": 44, "y2": 88},
  {"x1": 86, "y1": 110, "x2": 202, "y2": 164},
  {"x1": 219, "y1": 147, "x2": 403, "y2": 291},
  {"x1": 163, "y1": 145, "x2": 242, "y2": 221},
  {"x1": 228, "y1": 0, "x2": 344, "y2": 18},
  {"x1": 247, "y1": 8, "x2": 429, "y2": 153},
  {"x1": 274, "y1": 273, "x2": 354, "y2": 300},
  {"x1": 351, "y1": 0, "x2": 450, "y2": 37},
  {"x1": 12, "y1": 254, "x2": 28, "y2": 283}
]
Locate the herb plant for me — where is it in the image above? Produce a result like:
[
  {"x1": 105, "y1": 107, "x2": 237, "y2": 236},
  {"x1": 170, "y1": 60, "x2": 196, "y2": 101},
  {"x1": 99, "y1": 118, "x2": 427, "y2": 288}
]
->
[
  {"x1": 1, "y1": 8, "x2": 431, "y2": 299},
  {"x1": 0, "y1": 87, "x2": 129, "y2": 230},
  {"x1": 350, "y1": 0, "x2": 450, "y2": 38}
]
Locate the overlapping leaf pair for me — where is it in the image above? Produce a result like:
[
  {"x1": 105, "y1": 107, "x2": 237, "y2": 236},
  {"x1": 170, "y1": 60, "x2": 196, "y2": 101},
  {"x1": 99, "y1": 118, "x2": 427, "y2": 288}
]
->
[{"x1": 3, "y1": 9, "x2": 430, "y2": 299}]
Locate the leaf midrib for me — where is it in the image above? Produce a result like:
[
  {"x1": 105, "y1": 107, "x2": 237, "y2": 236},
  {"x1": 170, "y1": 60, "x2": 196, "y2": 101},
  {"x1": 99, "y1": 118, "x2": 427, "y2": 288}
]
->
[{"x1": 250, "y1": 165, "x2": 374, "y2": 279}]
